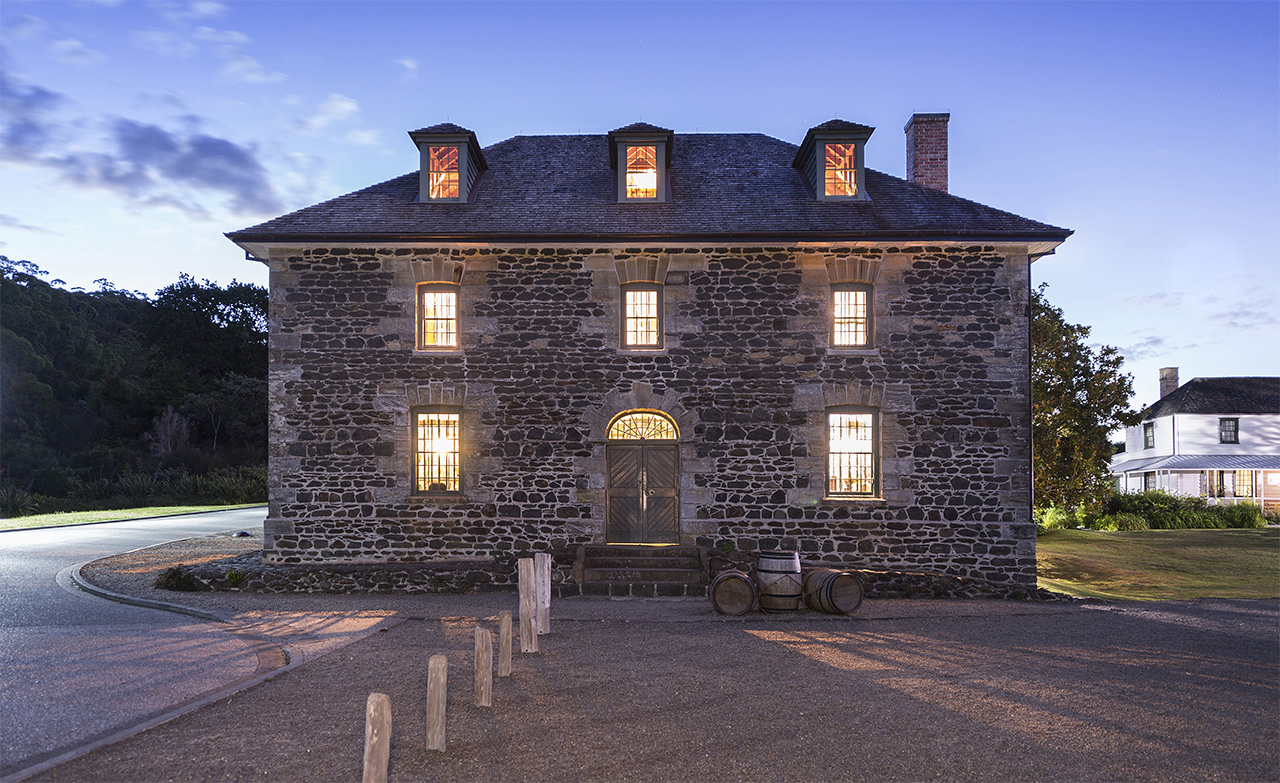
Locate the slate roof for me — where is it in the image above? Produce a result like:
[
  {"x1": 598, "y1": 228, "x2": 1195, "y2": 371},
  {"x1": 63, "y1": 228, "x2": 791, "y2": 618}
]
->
[
  {"x1": 1143, "y1": 377, "x2": 1280, "y2": 419},
  {"x1": 411, "y1": 123, "x2": 474, "y2": 135},
  {"x1": 229, "y1": 131, "x2": 1072, "y2": 243}
]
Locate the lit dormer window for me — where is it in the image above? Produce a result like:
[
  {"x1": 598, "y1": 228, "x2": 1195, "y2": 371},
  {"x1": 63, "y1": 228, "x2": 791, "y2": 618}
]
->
[
  {"x1": 825, "y1": 143, "x2": 858, "y2": 197},
  {"x1": 609, "y1": 122, "x2": 673, "y2": 203},
  {"x1": 428, "y1": 146, "x2": 460, "y2": 199},
  {"x1": 408, "y1": 123, "x2": 487, "y2": 203},
  {"x1": 626, "y1": 146, "x2": 659, "y2": 199},
  {"x1": 794, "y1": 119, "x2": 874, "y2": 202}
]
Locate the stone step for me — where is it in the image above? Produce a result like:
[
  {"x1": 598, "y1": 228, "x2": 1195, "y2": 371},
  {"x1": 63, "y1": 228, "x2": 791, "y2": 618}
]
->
[
  {"x1": 583, "y1": 555, "x2": 701, "y2": 570},
  {"x1": 580, "y1": 544, "x2": 702, "y2": 559},
  {"x1": 582, "y1": 567, "x2": 704, "y2": 585},
  {"x1": 568, "y1": 582, "x2": 709, "y2": 598}
]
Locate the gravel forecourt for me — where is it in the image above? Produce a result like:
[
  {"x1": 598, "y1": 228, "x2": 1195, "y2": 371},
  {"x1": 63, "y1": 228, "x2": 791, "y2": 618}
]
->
[{"x1": 26, "y1": 531, "x2": 1280, "y2": 783}]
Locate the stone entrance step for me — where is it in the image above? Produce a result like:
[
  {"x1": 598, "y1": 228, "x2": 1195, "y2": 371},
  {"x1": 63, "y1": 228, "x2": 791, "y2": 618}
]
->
[{"x1": 570, "y1": 544, "x2": 709, "y2": 598}]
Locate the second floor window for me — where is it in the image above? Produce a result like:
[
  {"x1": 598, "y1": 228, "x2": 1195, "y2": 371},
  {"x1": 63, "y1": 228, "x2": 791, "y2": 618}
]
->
[
  {"x1": 832, "y1": 284, "x2": 872, "y2": 347},
  {"x1": 418, "y1": 284, "x2": 458, "y2": 349},
  {"x1": 1143, "y1": 422, "x2": 1155, "y2": 449},
  {"x1": 1219, "y1": 418, "x2": 1239, "y2": 444},
  {"x1": 622, "y1": 284, "x2": 662, "y2": 349}
]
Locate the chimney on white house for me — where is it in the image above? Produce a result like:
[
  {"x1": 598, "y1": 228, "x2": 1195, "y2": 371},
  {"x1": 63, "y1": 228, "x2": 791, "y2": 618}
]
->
[
  {"x1": 1159, "y1": 367, "x2": 1180, "y2": 399},
  {"x1": 904, "y1": 112, "x2": 950, "y2": 192}
]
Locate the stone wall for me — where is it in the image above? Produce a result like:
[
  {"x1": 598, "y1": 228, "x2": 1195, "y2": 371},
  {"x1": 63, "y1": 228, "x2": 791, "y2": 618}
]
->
[{"x1": 263, "y1": 243, "x2": 1035, "y2": 584}]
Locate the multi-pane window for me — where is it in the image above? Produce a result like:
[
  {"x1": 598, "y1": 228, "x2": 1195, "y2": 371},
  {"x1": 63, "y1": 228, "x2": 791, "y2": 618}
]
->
[
  {"x1": 622, "y1": 284, "x2": 662, "y2": 348},
  {"x1": 428, "y1": 146, "x2": 460, "y2": 199},
  {"x1": 1219, "y1": 418, "x2": 1239, "y2": 444},
  {"x1": 828, "y1": 408, "x2": 878, "y2": 497},
  {"x1": 1143, "y1": 422, "x2": 1155, "y2": 449},
  {"x1": 418, "y1": 284, "x2": 458, "y2": 349},
  {"x1": 1143, "y1": 472, "x2": 1156, "y2": 491},
  {"x1": 1211, "y1": 470, "x2": 1255, "y2": 498},
  {"x1": 625, "y1": 145, "x2": 658, "y2": 199},
  {"x1": 413, "y1": 410, "x2": 460, "y2": 493},
  {"x1": 608, "y1": 411, "x2": 678, "y2": 440},
  {"x1": 832, "y1": 285, "x2": 871, "y2": 347},
  {"x1": 824, "y1": 143, "x2": 857, "y2": 197}
]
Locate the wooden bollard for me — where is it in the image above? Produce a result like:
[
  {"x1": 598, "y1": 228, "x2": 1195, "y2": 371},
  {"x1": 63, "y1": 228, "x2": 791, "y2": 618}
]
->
[
  {"x1": 518, "y1": 558, "x2": 538, "y2": 653},
  {"x1": 362, "y1": 692, "x2": 391, "y2": 783},
  {"x1": 474, "y1": 627, "x2": 492, "y2": 707},
  {"x1": 425, "y1": 654, "x2": 447, "y2": 751},
  {"x1": 534, "y1": 552, "x2": 551, "y2": 635},
  {"x1": 498, "y1": 610, "x2": 513, "y2": 676}
]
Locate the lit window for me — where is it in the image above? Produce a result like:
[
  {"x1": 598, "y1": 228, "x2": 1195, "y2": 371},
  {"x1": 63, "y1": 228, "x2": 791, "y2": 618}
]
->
[
  {"x1": 1143, "y1": 422, "x2": 1155, "y2": 449},
  {"x1": 428, "y1": 146, "x2": 459, "y2": 199},
  {"x1": 1219, "y1": 418, "x2": 1239, "y2": 444},
  {"x1": 824, "y1": 143, "x2": 858, "y2": 197},
  {"x1": 414, "y1": 410, "x2": 460, "y2": 493},
  {"x1": 832, "y1": 285, "x2": 871, "y2": 347},
  {"x1": 1143, "y1": 472, "x2": 1155, "y2": 491},
  {"x1": 828, "y1": 409, "x2": 878, "y2": 497},
  {"x1": 625, "y1": 146, "x2": 658, "y2": 199},
  {"x1": 608, "y1": 411, "x2": 678, "y2": 440},
  {"x1": 417, "y1": 284, "x2": 458, "y2": 349},
  {"x1": 1234, "y1": 470, "x2": 1254, "y2": 497},
  {"x1": 622, "y1": 284, "x2": 662, "y2": 349}
]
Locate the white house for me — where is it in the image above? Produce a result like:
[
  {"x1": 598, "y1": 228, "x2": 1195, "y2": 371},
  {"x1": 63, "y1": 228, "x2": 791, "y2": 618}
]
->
[{"x1": 1110, "y1": 369, "x2": 1280, "y2": 512}]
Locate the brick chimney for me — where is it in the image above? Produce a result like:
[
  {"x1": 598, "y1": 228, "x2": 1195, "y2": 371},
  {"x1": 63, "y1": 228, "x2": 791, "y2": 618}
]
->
[
  {"x1": 904, "y1": 112, "x2": 950, "y2": 192},
  {"x1": 1159, "y1": 367, "x2": 1180, "y2": 399}
]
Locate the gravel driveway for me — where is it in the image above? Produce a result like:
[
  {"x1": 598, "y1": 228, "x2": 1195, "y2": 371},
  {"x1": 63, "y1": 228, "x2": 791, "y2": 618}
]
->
[{"x1": 23, "y1": 532, "x2": 1280, "y2": 783}]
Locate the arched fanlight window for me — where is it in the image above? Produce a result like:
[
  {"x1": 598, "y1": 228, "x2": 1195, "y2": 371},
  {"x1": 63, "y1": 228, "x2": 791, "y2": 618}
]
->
[{"x1": 607, "y1": 410, "x2": 678, "y2": 440}]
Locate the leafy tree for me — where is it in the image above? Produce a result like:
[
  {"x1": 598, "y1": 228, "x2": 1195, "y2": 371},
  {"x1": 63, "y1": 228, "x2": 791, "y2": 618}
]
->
[{"x1": 1032, "y1": 283, "x2": 1138, "y2": 511}]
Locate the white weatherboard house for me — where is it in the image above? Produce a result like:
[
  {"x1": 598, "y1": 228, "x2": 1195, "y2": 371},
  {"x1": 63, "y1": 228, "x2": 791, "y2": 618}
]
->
[{"x1": 1110, "y1": 369, "x2": 1280, "y2": 512}]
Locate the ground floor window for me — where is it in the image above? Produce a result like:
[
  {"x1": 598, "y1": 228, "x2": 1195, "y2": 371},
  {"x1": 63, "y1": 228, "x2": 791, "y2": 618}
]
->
[
  {"x1": 413, "y1": 408, "x2": 460, "y2": 493},
  {"x1": 1143, "y1": 472, "x2": 1156, "y2": 491},
  {"x1": 827, "y1": 406, "x2": 878, "y2": 497},
  {"x1": 1206, "y1": 470, "x2": 1254, "y2": 498}
]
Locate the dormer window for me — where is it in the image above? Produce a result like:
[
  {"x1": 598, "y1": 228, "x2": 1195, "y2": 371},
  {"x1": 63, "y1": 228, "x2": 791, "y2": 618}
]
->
[
  {"x1": 409, "y1": 123, "x2": 487, "y2": 203},
  {"x1": 824, "y1": 143, "x2": 858, "y2": 197},
  {"x1": 794, "y1": 119, "x2": 874, "y2": 202},
  {"x1": 609, "y1": 122, "x2": 673, "y2": 203},
  {"x1": 428, "y1": 146, "x2": 460, "y2": 199},
  {"x1": 626, "y1": 146, "x2": 659, "y2": 199}
]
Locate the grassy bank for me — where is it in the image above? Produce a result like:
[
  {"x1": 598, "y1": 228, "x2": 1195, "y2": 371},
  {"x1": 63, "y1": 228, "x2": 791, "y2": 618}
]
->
[
  {"x1": 0, "y1": 504, "x2": 264, "y2": 531},
  {"x1": 1037, "y1": 528, "x2": 1280, "y2": 600}
]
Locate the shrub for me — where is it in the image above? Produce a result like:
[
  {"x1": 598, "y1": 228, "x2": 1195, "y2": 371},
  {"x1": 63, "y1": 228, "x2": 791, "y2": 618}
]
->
[
  {"x1": 154, "y1": 566, "x2": 201, "y2": 591},
  {"x1": 0, "y1": 484, "x2": 39, "y2": 518},
  {"x1": 1093, "y1": 513, "x2": 1149, "y2": 532},
  {"x1": 1106, "y1": 491, "x2": 1268, "y2": 530},
  {"x1": 1212, "y1": 502, "x2": 1266, "y2": 529},
  {"x1": 1035, "y1": 506, "x2": 1085, "y2": 534}
]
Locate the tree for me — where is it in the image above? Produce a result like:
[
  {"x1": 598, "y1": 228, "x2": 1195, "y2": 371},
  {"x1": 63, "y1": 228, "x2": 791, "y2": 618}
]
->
[{"x1": 1032, "y1": 283, "x2": 1137, "y2": 511}]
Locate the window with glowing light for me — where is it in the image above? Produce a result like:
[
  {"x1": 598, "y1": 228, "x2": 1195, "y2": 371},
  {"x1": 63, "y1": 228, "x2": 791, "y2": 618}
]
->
[
  {"x1": 827, "y1": 408, "x2": 878, "y2": 497},
  {"x1": 622, "y1": 283, "x2": 662, "y2": 349},
  {"x1": 608, "y1": 411, "x2": 678, "y2": 440},
  {"x1": 413, "y1": 409, "x2": 460, "y2": 493},
  {"x1": 417, "y1": 283, "x2": 458, "y2": 350},
  {"x1": 428, "y1": 146, "x2": 460, "y2": 199},
  {"x1": 824, "y1": 143, "x2": 858, "y2": 197},
  {"x1": 625, "y1": 145, "x2": 659, "y2": 199},
  {"x1": 831, "y1": 284, "x2": 872, "y2": 347}
]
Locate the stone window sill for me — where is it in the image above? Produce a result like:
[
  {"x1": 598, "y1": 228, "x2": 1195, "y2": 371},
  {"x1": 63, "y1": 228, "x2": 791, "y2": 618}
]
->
[
  {"x1": 409, "y1": 493, "x2": 472, "y2": 504},
  {"x1": 617, "y1": 348, "x2": 668, "y2": 357},
  {"x1": 827, "y1": 347, "x2": 879, "y2": 357},
  {"x1": 412, "y1": 349, "x2": 464, "y2": 357},
  {"x1": 823, "y1": 496, "x2": 887, "y2": 505}
]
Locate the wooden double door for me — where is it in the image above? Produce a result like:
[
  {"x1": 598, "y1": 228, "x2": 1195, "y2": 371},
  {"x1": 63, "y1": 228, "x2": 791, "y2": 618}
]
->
[{"x1": 606, "y1": 442, "x2": 679, "y2": 544}]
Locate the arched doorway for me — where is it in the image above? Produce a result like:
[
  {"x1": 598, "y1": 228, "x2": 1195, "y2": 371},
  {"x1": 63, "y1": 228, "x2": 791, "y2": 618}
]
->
[{"x1": 606, "y1": 410, "x2": 679, "y2": 544}]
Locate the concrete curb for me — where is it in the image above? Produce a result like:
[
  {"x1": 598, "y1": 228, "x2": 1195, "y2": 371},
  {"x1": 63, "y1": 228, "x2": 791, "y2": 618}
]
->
[
  {"x1": 0, "y1": 505, "x2": 266, "y2": 534},
  {"x1": 69, "y1": 564, "x2": 231, "y2": 624}
]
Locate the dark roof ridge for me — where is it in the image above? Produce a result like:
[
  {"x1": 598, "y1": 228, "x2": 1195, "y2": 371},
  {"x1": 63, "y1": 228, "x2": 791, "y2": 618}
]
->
[{"x1": 1143, "y1": 376, "x2": 1280, "y2": 419}]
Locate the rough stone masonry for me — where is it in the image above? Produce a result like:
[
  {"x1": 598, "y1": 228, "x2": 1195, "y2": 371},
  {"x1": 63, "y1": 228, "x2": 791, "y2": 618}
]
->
[{"x1": 262, "y1": 242, "x2": 1036, "y2": 586}]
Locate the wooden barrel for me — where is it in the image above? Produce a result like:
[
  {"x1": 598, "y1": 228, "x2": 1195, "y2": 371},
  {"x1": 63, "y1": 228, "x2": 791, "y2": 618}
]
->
[
  {"x1": 756, "y1": 552, "x2": 802, "y2": 613},
  {"x1": 803, "y1": 568, "x2": 865, "y2": 614},
  {"x1": 710, "y1": 570, "x2": 756, "y2": 616}
]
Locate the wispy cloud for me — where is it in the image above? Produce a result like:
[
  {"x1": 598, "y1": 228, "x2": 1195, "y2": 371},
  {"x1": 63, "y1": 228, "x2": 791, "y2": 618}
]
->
[
  {"x1": 0, "y1": 74, "x2": 283, "y2": 216},
  {"x1": 132, "y1": 30, "x2": 198, "y2": 58},
  {"x1": 220, "y1": 53, "x2": 285, "y2": 84},
  {"x1": 1121, "y1": 291, "x2": 1184, "y2": 307},
  {"x1": 193, "y1": 26, "x2": 250, "y2": 47},
  {"x1": 1118, "y1": 335, "x2": 1175, "y2": 362},
  {"x1": 5, "y1": 15, "x2": 45, "y2": 41},
  {"x1": 298, "y1": 93, "x2": 360, "y2": 132},
  {"x1": 397, "y1": 57, "x2": 419, "y2": 83},
  {"x1": 0, "y1": 213, "x2": 55, "y2": 234},
  {"x1": 48, "y1": 39, "x2": 106, "y2": 66}
]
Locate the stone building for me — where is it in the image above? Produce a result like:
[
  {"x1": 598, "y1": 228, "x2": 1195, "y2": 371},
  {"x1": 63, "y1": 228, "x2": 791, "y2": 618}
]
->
[{"x1": 227, "y1": 114, "x2": 1071, "y2": 591}]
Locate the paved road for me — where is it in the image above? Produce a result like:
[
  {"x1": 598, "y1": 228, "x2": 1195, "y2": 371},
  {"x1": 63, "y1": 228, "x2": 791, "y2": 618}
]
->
[{"x1": 0, "y1": 509, "x2": 267, "y2": 779}]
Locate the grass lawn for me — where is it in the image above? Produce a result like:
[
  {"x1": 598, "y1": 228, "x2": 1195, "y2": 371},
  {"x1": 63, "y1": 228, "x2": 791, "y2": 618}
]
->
[
  {"x1": 1037, "y1": 527, "x2": 1280, "y2": 600},
  {"x1": 0, "y1": 504, "x2": 265, "y2": 531}
]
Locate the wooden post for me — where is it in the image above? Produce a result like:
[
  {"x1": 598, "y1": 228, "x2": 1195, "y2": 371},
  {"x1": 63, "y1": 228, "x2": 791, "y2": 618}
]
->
[
  {"x1": 474, "y1": 627, "x2": 493, "y2": 707},
  {"x1": 498, "y1": 610, "x2": 513, "y2": 676},
  {"x1": 534, "y1": 552, "x2": 551, "y2": 635},
  {"x1": 518, "y1": 558, "x2": 538, "y2": 653},
  {"x1": 425, "y1": 654, "x2": 448, "y2": 752},
  {"x1": 362, "y1": 692, "x2": 391, "y2": 783}
]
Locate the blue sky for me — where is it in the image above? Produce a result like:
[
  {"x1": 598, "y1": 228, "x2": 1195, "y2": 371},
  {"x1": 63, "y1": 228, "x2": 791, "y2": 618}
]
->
[{"x1": 2, "y1": 0, "x2": 1277, "y2": 406}]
